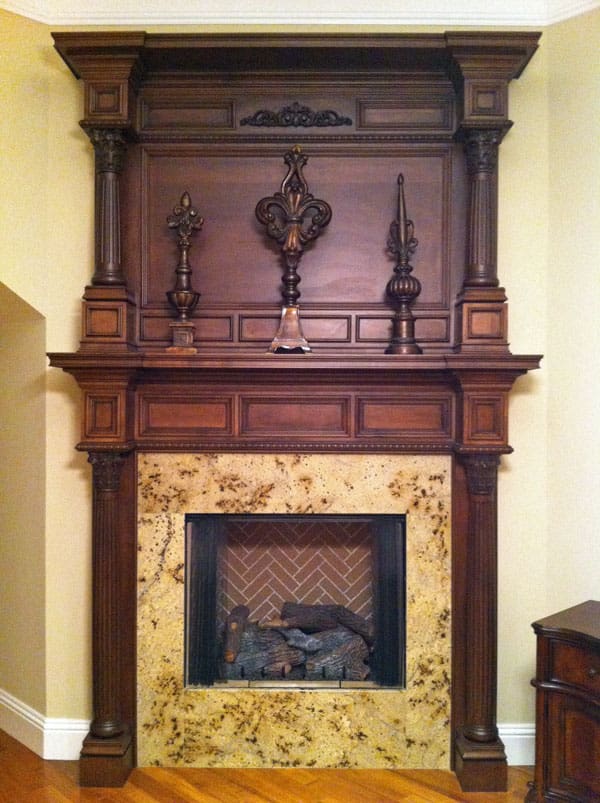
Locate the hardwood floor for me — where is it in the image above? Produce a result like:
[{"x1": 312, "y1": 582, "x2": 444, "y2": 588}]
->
[{"x1": 0, "y1": 730, "x2": 532, "y2": 802}]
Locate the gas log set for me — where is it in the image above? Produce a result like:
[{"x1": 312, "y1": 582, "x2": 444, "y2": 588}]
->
[{"x1": 221, "y1": 602, "x2": 374, "y2": 682}]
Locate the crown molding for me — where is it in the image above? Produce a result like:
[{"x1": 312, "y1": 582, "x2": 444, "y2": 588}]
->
[{"x1": 1, "y1": 0, "x2": 599, "y2": 26}]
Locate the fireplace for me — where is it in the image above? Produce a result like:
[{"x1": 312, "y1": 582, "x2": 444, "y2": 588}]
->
[
  {"x1": 137, "y1": 453, "x2": 449, "y2": 768},
  {"x1": 49, "y1": 30, "x2": 542, "y2": 791},
  {"x1": 186, "y1": 512, "x2": 405, "y2": 687}
]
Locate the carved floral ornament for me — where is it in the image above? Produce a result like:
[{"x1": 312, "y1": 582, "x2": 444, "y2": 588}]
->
[{"x1": 241, "y1": 102, "x2": 352, "y2": 128}]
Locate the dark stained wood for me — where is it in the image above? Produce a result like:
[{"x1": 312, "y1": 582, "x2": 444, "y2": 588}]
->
[
  {"x1": 46, "y1": 31, "x2": 543, "y2": 790},
  {"x1": 527, "y1": 601, "x2": 600, "y2": 802},
  {"x1": 0, "y1": 729, "x2": 534, "y2": 803}
]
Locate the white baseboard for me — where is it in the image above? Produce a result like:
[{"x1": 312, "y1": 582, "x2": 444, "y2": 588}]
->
[
  {"x1": 0, "y1": 688, "x2": 89, "y2": 760},
  {"x1": 0, "y1": 688, "x2": 535, "y2": 767},
  {"x1": 499, "y1": 723, "x2": 536, "y2": 766}
]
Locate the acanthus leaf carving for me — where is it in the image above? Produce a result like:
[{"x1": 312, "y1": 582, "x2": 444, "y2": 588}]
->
[{"x1": 241, "y1": 102, "x2": 352, "y2": 128}]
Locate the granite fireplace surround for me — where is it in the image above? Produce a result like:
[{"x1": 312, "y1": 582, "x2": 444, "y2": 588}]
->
[
  {"x1": 137, "y1": 453, "x2": 451, "y2": 769},
  {"x1": 48, "y1": 30, "x2": 542, "y2": 792}
]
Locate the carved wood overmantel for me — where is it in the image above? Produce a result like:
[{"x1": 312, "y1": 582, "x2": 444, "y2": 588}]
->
[{"x1": 48, "y1": 31, "x2": 541, "y2": 791}]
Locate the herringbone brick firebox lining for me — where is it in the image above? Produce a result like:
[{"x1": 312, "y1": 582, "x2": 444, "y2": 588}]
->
[{"x1": 217, "y1": 518, "x2": 374, "y2": 630}]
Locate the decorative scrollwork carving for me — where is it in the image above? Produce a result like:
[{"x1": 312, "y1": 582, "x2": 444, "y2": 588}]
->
[
  {"x1": 241, "y1": 102, "x2": 352, "y2": 128},
  {"x1": 83, "y1": 127, "x2": 128, "y2": 173},
  {"x1": 88, "y1": 451, "x2": 126, "y2": 493},
  {"x1": 462, "y1": 453, "x2": 500, "y2": 495},
  {"x1": 463, "y1": 129, "x2": 502, "y2": 175}
]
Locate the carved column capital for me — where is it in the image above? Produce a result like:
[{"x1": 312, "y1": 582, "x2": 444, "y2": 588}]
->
[
  {"x1": 88, "y1": 451, "x2": 126, "y2": 492},
  {"x1": 461, "y1": 453, "x2": 500, "y2": 495},
  {"x1": 82, "y1": 126, "x2": 128, "y2": 174},
  {"x1": 463, "y1": 128, "x2": 503, "y2": 175}
]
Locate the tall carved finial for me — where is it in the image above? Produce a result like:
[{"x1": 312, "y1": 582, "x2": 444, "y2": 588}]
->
[
  {"x1": 165, "y1": 191, "x2": 203, "y2": 352},
  {"x1": 256, "y1": 145, "x2": 332, "y2": 353},
  {"x1": 384, "y1": 174, "x2": 422, "y2": 355}
]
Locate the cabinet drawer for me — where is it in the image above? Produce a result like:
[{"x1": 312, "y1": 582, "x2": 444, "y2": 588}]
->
[{"x1": 552, "y1": 641, "x2": 600, "y2": 693}]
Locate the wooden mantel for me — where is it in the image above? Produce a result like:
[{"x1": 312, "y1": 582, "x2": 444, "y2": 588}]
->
[{"x1": 49, "y1": 30, "x2": 541, "y2": 791}]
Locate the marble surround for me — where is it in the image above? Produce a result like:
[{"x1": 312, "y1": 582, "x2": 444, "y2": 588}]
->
[{"x1": 137, "y1": 453, "x2": 451, "y2": 768}]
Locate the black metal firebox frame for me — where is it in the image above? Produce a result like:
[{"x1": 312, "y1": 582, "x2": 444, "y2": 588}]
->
[{"x1": 185, "y1": 513, "x2": 406, "y2": 688}]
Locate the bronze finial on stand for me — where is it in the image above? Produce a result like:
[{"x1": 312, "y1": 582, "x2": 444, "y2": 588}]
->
[
  {"x1": 256, "y1": 146, "x2": 332, "y2": 353},
  {"x1": 385, "y1": 174, "x2": 422, "y2": 355},
  {"x1": 165, "y1": 191, "x2": 203, "y2": 353}
]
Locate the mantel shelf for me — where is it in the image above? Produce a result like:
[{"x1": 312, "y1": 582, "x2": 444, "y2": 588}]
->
[{"x1": 48, "y1": 350, "x2": 542, "y2": 374}]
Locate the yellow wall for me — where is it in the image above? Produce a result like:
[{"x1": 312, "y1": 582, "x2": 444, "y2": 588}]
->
[
  {"x1": 545, "y1": 9, "x2": 600, "y2": 607},
  {"x1": 0, "y1": 9, "x2": 93, "y2": 719},
  {"x1": 0, "y1": 5, "x2": 597, "y2": 732},
  {"x1": 0, "y1": 284, "x2": 47, "y2": 713}
]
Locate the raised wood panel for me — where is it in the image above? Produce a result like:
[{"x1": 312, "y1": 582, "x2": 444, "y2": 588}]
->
[
  {"x1": 239, "y1": 314, "x2": 351, "y2": 343},
  {"x1": 463, "y1": 394, "x2": 507, "y2": 445},
  {"x1": 357, "y1": 395, "x2": 453, "y2": 440},
  {"x1": 84, "y1": 392, "x2": 124, "y2": 440},
  {"x1": 240, "y1": 396, "x2": 350, "y2": 437},
  {"x1": 137, "y1": 394, "x2": 232, "y2": 438},
  {"x1": 137, "y1": 146, "x2": 455, "y2": 332},
  {"x1": 140, "y1": 313, "x2": 233, "y2": 342},
  {"x1": 140, "y1": 91, "x2": 235, "y2": 133},
  {"x1": 85, "y1": 304, "x2": 126, "y2": 339},
  {"x1": 357, "y1": 315, "x2": 450, "y2": 343},
  {"x1": 356, "y1": 88, "x2": 455, "y2": 134}
]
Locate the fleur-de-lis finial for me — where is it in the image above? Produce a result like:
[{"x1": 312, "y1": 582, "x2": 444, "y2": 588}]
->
[
  {"x1": 165, "y1": 191, "x2": 203, "y2": 352},
  {"x1": 256, "y1": 147, "x2": 332, "y2": 353}
]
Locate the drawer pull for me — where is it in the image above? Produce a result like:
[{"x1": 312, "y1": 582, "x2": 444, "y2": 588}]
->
[{"x1": 588, "y1": 667, "x2": 599, "y2": 678}]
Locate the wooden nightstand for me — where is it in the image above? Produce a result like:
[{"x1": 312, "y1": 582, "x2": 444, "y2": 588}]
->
[{"x1": 527, "y1": 601, "x2": 600, "y2": 802}]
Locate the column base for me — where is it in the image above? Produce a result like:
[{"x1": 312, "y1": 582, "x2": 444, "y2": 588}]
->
[
  {"x1": 454, "y1": 729, "x2": 508, "y2": 792},
  {"x1": 80, "y1": 727, "x2": 133, "y2": 787}
]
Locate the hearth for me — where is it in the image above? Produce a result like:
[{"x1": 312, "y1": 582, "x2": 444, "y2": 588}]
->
[{"x1": 185, "y1": 513, "x2": 406, "y2": 687}]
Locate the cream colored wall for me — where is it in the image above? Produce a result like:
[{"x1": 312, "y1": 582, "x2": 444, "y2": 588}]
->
[
  {"x1": 497, "y1": 37, "x2": 549, "y2": 723},
  {"x1": 0, "y1": 284, "x2": 47, "y2": 713},
  {"x1": 545, "y1": 9, "x2": 600, "y2": 607},
  {"x1": 1, "y1": 5, "x2": 595, "y2": 732},
  {"x1": 0, "y1": 9, "x2": 93, "y2": 719}
]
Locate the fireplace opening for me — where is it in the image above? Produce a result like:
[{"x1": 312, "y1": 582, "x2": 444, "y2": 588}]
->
[{"x1": 185, "y1": 513, "x2": 406, "y2": 688}]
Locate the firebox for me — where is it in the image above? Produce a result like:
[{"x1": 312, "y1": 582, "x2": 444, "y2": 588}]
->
[{"x1": 185, "y1": 514, "x2": 406, "y2": 688}]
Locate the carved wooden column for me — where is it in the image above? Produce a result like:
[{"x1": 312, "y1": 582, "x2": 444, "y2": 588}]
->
[
  {"x1": 445, "y1": 32, "x2": 539, "y2": 355},
  {"x1": 84, "y1": 127, "x2": 128, "y2": 288},
  {"x1": 454, "y1": 452, "x2": 506, "y2": 791},
  {"x1": 79, "y1": 126, "x2": 137, "y2": 351},
  {"x1": 454, "y1": 126, "x2": 510, "y2": 352},
  {"x1": 80, "y1": 449, "x2": 134, "y2": 786}
]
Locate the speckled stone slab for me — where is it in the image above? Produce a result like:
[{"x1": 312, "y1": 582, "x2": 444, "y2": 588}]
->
[{"x1": 137, "y1": 453, "x2": 451, "y2": 768}]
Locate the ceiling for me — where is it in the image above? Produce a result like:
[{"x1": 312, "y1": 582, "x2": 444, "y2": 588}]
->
[{"x1": 1, "y1": 0, "x2": 598, "y2": 26}]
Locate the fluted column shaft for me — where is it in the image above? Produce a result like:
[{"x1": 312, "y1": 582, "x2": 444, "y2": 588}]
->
[
  {"x1": 463, "y1": 129, "x2": 502, "y2": 289},
  {"x1": 461, "y1": 453, "x2": 500, "y2": 743},
  {"x1": 83, "y1": 127, "x2": 128, "y2": 287},
  {"x1": 88, "y1": 451, "x2": 126, "y2": 739}
]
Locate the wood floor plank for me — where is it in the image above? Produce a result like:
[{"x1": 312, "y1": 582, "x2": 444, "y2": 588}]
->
[{"x1": 0, "y1": 730, "x2": 533, "y2": 802}]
